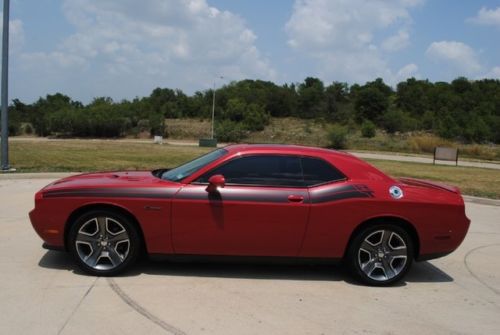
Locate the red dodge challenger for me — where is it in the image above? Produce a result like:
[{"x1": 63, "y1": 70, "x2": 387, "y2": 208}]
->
[{"x1": 29, "y1": 144, "x2": 470, "y2": 285}]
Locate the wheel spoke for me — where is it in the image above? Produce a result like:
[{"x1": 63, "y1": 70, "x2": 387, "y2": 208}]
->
[
  {"x1": 387, "y1": 247, "x2": 407, "y2": 258},
  {"x1": 109, "y1": 231, "x2": 129, "y2": 244},
  {"x1": 361, "y1": 259, "x2": 377, "y2": 277},
  {"x1": 76, "y1": 233, "x2": 97, "y2": 244},
  {"x1": 381, "y1": 258, "x2": 396, "y2": 279},
  {"x1": 381, "y1": 230, "x2": 392, "y2": 249},
  {"x1": 86, "y1": 247, "x2": 103, "y2": 268},
  {"x1": 97, "y1": 217, "x2": 107, "y2": 238},
  {"x1": 360, "y1": 240, "x2": 377, "y2": 255},
  {"x1": 107, "y1": 248, "x2": 124, "y2": 267}
]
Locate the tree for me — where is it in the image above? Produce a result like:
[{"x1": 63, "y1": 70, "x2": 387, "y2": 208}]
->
[
  {"x1": 297, "y1": 77, "x2": 326, "y2": 118},
  {"x1": 354, "y1": 87, "x2": 389, "y2": 123}
]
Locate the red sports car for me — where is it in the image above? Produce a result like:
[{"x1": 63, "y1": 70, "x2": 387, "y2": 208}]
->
[{"x1": 29, "y1": 144, "x2": 470, "y2": 285}]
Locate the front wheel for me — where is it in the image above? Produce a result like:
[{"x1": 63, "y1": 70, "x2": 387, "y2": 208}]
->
[
  {"x1": 347, "y1": 224, "x2": 413, "y2": 286},
  {"x1": 68, "y1": 210, "x2": 141, "y2": 276}
]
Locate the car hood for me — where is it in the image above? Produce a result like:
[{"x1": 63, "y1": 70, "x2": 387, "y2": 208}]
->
[{"x1": 42, "y1": 171, "x2": 178, "y2": 192}]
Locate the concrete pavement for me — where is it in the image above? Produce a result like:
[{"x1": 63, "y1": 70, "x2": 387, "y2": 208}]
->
[{"x1": 1, "y1": 178, "x2": 499, "y2": 334}]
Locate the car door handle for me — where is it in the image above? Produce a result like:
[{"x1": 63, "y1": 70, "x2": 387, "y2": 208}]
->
[{"x1": 288, "y1": 194, "x2": 304, "y2": 203}]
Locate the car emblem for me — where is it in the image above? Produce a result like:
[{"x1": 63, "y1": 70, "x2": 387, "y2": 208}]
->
[{"x1": 389, "y1": 186, "x2": 403, "y2": 199}]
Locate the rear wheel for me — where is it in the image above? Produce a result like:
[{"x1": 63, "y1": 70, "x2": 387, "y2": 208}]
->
[
  {"x1": 68, "y1": 210, "x2": 141, "y2": 276},
  {"x1": 347, "y1": 224, "x2": 413, "y2": 286}
]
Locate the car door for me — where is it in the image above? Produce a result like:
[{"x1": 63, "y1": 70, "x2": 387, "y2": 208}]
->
[{"x1": 171, "y1": 155, "x2": 310, "y2": 257}]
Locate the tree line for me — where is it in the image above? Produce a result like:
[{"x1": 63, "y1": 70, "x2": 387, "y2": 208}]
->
[{"x1": 4, "y1": 76, "x2": 500, "y2": 143}]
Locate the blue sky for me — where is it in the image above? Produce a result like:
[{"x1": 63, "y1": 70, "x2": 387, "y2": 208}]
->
[{"x1": 4, "y1": 0, "x2": 500, "y2": 103}]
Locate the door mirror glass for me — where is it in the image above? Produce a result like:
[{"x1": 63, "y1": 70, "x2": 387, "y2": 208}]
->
[{"x1": 206, "y1": 174, "x2": 225, "y2": 192}]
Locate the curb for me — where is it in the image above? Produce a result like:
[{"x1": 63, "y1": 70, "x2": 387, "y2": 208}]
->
[
  {"x1": 0, "y1": 172, "x2": 78, "y2": 180},
  {"x1": 462, "y1": 195, "x2": 500, "y2": 207}
]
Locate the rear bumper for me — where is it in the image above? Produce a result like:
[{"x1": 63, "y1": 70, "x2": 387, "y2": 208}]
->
[{"x1": 418, "y1": 214, "x2": 470, "y2": 260}]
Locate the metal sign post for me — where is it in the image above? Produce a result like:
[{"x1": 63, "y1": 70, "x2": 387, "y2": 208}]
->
[{"x1": 1, "y1": 0, "x2": 10, "y2": 171}]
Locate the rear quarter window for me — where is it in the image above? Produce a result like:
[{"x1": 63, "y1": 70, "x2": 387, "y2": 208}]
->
[{"x1": 301, "y1": 157, "x2": 346, "y2": 186}]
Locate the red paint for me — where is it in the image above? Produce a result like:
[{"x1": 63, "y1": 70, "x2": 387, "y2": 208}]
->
[{"x1": 29, "y1": 144, "x2": 470, "y2": 261}]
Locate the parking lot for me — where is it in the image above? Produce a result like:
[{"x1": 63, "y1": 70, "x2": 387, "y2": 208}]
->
[{"x1": 1, "y1": 178, "x2": 499, "y2": 335}]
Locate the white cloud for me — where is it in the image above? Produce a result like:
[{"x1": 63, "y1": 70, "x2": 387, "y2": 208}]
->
[
  {"x1": 382, "y1": 30, "x2": 410, "y2": 52},
  {"x1": 285, "y1": 0, "x2": 422, "y2": 84},
  {"x1": 481, "y1": 66, "x2": 500, "y2": 79},
  {"x1": 426, "y1": 41, "x2": 482, "y2": 75},
  {"x1": 15, "y1": 0, "x2": 275, "y2": 102},
  {"x1": 0, "y1": 13, "x2": 24, "y2": 52},
  {"x1": 467, "y1": 7, "x2": 500, "y2": 27},
  {"x1": 396, "y1": 63, "x2": 419, "y2": 81}
]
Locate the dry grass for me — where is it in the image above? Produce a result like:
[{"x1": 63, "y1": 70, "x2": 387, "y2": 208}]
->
[
  {"x1": 166, "y1": 118, "x2": 212, "y2": 140},
  {"x1": 407, "y1": 134, "x2": 455, "y2": 153},
  {"x1": 246, "y1": 118, "x2": 331, "y2": 146}
]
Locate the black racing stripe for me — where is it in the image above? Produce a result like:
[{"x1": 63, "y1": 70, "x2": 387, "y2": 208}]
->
[
  {"x1": 310, "y1": 184, "x2": 374, "y2": 204},
  {"x1": 311, "y1": 191, "x2": 372, "y2": 203},
  {"x1": 43, "y1": 188, "x2": 177, "y2": 199}
]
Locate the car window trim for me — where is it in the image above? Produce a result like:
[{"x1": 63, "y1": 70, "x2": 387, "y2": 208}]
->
[{"x1": 192, "y1": 153, "x2": 348, "y2": 188}]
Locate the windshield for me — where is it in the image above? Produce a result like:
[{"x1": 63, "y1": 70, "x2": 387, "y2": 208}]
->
[{"x1": 161, "y1": 148, "x2": 228, "y2": 182}]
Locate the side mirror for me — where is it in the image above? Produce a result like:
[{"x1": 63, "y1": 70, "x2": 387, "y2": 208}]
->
[{"x1": 206, "y1": 174, "x2": 225, "y2": 193}]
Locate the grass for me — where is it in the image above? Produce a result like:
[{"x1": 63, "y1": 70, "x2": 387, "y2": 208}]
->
[
  {"x1": 7, "y1": 139, "x2": 500, "y2": 199},
  {"x1": 10, "y1": 140, "x2": 211, "y2": 172}
]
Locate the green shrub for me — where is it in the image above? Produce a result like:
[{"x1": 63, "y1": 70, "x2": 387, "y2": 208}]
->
[
  {"x1": 381, "y1": 109, "x2": 419, "y2": 134},
  {"x1": 361, "y1": 120, "x2": 376, "y2": 138},
  {"x1": 327, "y1": 124, "x2": 348, "y2": 149},
  {"x1": 215, "y1": 120, "x2": 247, "y2": 142},
  {"x1": 22, "y1": 123, "x2": 34, "y2": 135},
  {"x1": 149, "y1": 113, "x2": 165, "y2": 136},
  {"x1": 137, "y1": 119, "x2": 150, "y2": 132}
]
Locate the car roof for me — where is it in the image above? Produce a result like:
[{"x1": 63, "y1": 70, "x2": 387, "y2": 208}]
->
[{"x1": 223, "y1": 143, "x2": 354, "y2": 159}]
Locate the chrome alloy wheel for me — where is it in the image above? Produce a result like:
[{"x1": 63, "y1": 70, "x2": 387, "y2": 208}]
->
[
  {"x1": 357, "y1": 229, "x2": 408, "y2": 282},
  {"x1": 75, "y1": 217, "x2": 130, "y2": 271}
]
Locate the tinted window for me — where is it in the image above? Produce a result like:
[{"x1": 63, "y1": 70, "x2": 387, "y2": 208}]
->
[
  {"x1": 162, "y1": 148, "x2": 227, "y2": 182},
  {"x1": 197, "y1": 155, "x2": 303, "y2": 187},
  {"x1": 301, "y1": 157, "x2": 345, "y2": 186}
]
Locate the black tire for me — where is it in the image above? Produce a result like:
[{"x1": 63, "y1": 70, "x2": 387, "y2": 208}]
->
[
  {"x1": 68, "y1": 210, "x2": 141, "y2": 276},
  {"x1": 347, "y1": 224, "x2": 413, "y2": 286}
]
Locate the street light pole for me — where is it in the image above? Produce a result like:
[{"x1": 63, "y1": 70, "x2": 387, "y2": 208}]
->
[
  {"x1": 1, "y1": 0, "x2": 10, "y2": 171},
  {"x1": 211, "y1": 81, "x2": 216, "y2": 139},
  {"x1": 210, "y1": 76, "x2": 223, "y2": 140}
]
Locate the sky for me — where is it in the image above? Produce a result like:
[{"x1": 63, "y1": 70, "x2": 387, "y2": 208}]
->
[{"x1": 4, "y1": 0, "x2": 500, "y2": 103}]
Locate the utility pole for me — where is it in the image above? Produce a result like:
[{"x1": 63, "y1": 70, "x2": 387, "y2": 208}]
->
[
  {"x1": 210, "y1": 76, "x2": 223, "y2": 140},
  {"x1": 1, "y1": 0, "x2": 10, "y2": 171}
]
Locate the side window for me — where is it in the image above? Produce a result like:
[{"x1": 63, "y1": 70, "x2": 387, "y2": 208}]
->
[
  {"x1": 301, "y1": 157, "x2": 346, "y2": 186},
  {"x1": 196, "y1": 155, "x2": 304, "y2": 187}
]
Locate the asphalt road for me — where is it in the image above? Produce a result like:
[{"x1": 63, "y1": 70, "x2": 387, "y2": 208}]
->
[{"x1": 1, "y1": 178, "x2": 499, "y2": 335}]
